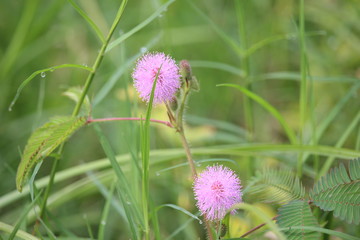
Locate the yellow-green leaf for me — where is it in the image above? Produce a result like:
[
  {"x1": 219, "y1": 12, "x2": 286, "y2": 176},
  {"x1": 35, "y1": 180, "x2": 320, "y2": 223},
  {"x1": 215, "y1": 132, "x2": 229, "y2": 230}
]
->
[{"x1": 16, "y1": 116, "x2": 87, "y2": 192}]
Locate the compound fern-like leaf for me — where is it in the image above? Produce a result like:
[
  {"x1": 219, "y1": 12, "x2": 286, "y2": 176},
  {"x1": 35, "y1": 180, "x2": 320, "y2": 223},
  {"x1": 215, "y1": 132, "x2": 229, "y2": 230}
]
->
[
  {"x1": 16, "y1": 116, "x2": 87, "y2": 192},
  {"x1": 310, "y1": 158, "x2": 360, "y2": 224},
  {"x1": 248, "y1": 169, "x2": 306, "y2": 204},
  {"x1": 277, "y1": 200, "x2": 321, "y2": 240}
]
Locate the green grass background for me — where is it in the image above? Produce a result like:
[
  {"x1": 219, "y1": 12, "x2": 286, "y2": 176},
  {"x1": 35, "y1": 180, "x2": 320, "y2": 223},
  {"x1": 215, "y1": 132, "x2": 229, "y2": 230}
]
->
[{"x1": 1, "y1": 0, "x2": 360, "y2": 239}]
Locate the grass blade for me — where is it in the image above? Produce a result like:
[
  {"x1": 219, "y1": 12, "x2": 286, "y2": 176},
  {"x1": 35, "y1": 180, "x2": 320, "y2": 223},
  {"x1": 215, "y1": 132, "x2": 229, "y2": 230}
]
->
[
  {"x1": 0, "y1": 222, "x2": 39, "y2": 240},
  {"x1": 9, "y1": 64, "x2": 93, "y2": 111},
  {"x1": 8, "y1": 191, "x2": 42, "y2": 240},
  {"x1": 2, "y1": 144, "x2": 360, "y2": 210},
  {"x1": 97, "y1": 180, "x2": 116, "y2": 240},
  {"x1": 298, "y1": 0, "x2": 308, "y2": 178},
  {"x1": 319, "y1": 110, "x2": 360, "y2": 176},
  {"x1": 186, "y1": 0, "x2": 244, "y2": 57},
  {"x1": 93, "y1": 124, "x2": 143, "y2": 231},
  {"x1": 190, "y1": 61, "x2": 245, "y2": 77},
  {"x1": 231, "y1": 203, "x2": 285, "y2": 240},
  {"x1": 278, "y1": 226, "x2": 359, "y2": 240},
  {"x1": 218, "y1": 84, "x2": 297, "y2": 144},
  {"x1": 106, "y1": 0, "x2": 175, "y2": 53},
  {"x1": 141, "y1": 64, "x2": 161, "y2": 239},
  {"x1": 67, "y1": 0, "x2": 105, "y2": 43}
]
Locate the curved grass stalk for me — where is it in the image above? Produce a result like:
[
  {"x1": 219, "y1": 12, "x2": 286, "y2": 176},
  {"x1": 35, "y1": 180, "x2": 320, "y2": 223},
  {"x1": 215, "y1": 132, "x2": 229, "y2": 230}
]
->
[
  {"x1": 67, "y1": 0, "x2": 105, "y2": 43},
  {"x1": 189, "y1": 60, "x2": 245, "y2": 77},
  {"x1": 189, "y1": 61, "x2": 359, "y2": 83},
  {"x1": 278, "y1": 226, "x2": 359, "y2": 240},
  {"x1": 231, "y1": 203, "x2": 285, "y2": 240},
  {"x1": 1, "y1": 144, "x2": 359, "y2": 210},
  {"x1": 0, "y1": 222, "x2": 39, "y2": 240},
  {"x1": 0, "y1": 0, "x2": 39, "y2": 80},
  {"x1": 105, "y1": 0, "x2": 175, "y2": 53},
  {"x1": 38, "y1": 0, "x2": 128, "y2": 225},
  {"x1": 186, "y1": 0, "x2": 243, "y2": 57},
  {"x1": 319, "y1": 110, "x2": 360, "y2": 176},
  {"x1": 8, "y1": 64, "x2": 93, "y2": 111},
  {"x1": 298, "y1": 0, "x2": 307, "y2": 178},
  {"x1": 218, "y1": 84, "x2": 298, "y2": 145},
  {"x1": 244, "y1": 31, "x2": 325, "y2": 58},
  {"x1": 155, "y1": 204, "x2": 201, "y2": 224}
]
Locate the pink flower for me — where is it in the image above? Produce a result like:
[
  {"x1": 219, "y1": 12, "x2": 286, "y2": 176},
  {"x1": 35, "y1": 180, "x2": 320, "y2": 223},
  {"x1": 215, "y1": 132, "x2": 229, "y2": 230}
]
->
[
  {"x1": 193, "y1": 165, "x2": 242, "y2": 221},
  {"x1": 132, "y1": 52, "x2": 181, "y2": 104}
]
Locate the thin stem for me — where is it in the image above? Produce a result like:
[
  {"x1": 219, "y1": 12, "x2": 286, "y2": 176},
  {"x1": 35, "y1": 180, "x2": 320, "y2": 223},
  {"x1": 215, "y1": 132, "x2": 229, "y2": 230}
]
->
[
  {"x1": 37, "y1": 0, "x2": 128, "y2": 226},
  {"x1": 298, "y1": 0, "x2": 307, "y2": 178},
  {"x1": 88, "y1": 117, "x2": 173, "y2": 128},
  {"x1": 179, "y1": 131, "x2": 197, "y2": 178},
  {"x1": 235, "y1": 0, "x2": 255, "y2": 176},
  {"x1": 72, "y1": 0, "x2": 128, "y2": 117},
  {"x1": 240, "y1": 215, "x2": 278, "y2": 238},
  {"x1": 173, "y1": 82, "x2": 213, "y2": 240}
]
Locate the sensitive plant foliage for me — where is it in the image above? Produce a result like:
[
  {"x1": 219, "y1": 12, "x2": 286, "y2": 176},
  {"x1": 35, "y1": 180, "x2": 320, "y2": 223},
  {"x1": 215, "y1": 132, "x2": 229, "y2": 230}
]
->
[
  {"x1": 249, "y1": 159, "x2": 360, "y2": 239},
  {"x1": 248, "y1": 169, "x2": 305, "y2": 204},
  {"x1": 277, "y1": 200, "x2": 321, "y2": 240},
  {"x1": 194, "y1": 165, "x2": 242, "y2": 221},
  {"x1": 16, "y1": 116, "x2": 87, "y2": 192},
  {"x1": 132, "y1": 52, "x2": 181, "y2": 105},
  {"x1": 310, "y1": 159, "x2": 360, "y2": 224}
]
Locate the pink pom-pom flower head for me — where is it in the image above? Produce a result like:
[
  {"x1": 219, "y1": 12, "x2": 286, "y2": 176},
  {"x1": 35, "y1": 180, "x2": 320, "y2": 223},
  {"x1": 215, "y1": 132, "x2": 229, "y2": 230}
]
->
[
  {"x1": 193, "y1": 165, "x2": 243, "y2": 221},
  {"x1": 132, "y1": 52, "x2": 181, "y2": 105}
]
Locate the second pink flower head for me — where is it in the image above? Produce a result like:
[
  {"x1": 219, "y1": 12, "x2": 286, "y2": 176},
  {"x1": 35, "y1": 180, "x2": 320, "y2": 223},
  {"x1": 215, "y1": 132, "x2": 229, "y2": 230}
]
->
[{"x1": 194, "y1": 165, "x2": 243, "y2": 221}]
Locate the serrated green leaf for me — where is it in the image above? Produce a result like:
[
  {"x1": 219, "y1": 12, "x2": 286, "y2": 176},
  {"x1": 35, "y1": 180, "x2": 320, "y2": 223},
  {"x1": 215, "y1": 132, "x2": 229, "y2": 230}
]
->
[
  {"x1": 63, "y1": 87, "x2": 91, "y2": 116},
  {"x1": 16, "y1": 116, "x2": 87, "y2": 192},
  {"x1": 277, "y1": 200, "x2": 321, "y2": 240},
  {"x1": 248, "y1": 169, "x2": 305, "y2": 204},
  {"x1": 310, "y1": 158, "x2": 360, "y2": 224}
]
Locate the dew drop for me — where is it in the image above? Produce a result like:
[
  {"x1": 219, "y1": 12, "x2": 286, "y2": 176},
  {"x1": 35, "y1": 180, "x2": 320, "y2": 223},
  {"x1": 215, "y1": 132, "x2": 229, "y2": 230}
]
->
[
  {"x1": 198, "y1": 220, "x2": 203, "y2": 225},
  {"x1": 8, "y1": 106, "x2": 12, "y2": 112},
  {"x1": 158, "y1": 14, "x2": 163, "y2": 18},
  {"x1": 126, "y1": 201, "x2": 131, "y2": 205},
  {"x1": 156, "y1": 172, "x2": 160, "y2": 176},
  {"x1": 196, "y1": 163, "x2": 201, "y2": 167},
  {"x1": 101, "y1": 220, "x2": 106, "y2": 225},
  {"x1": 50, "y1": 67, "x2": 54, "y2": 72},
  {"x1": 40, "y1": 72, "x2": 46, "y2": 78},
  {"x1": 82, "y1": 63, "x2": 88, "y2": 67},
  {"x1": 140, "y1": 47, "x2": 148, "y2": 53}
]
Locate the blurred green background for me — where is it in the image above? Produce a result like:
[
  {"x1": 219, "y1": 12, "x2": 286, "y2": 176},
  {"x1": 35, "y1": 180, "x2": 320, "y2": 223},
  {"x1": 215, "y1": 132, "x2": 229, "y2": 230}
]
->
[{"x1": 1, "y1": 0, "x2": 360, "y2": 239}]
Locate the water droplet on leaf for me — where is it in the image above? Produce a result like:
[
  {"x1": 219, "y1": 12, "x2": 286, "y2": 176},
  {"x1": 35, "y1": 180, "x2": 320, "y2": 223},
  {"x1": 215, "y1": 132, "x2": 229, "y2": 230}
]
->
[
  {"x1": 40, "y1": 72, "x2": 46, "y2": 78},
  {"x1": 140, "y1": 47, "x2": 148, "y2": 53}
]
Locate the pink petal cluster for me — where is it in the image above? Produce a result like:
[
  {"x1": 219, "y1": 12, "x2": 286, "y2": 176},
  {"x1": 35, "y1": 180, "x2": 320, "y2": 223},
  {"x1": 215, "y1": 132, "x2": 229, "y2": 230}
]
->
[
  {"x1": 132, "y1": 52, "x2": 181, "y2": 105},
  {"x1": 194, "y1": 165, "x2": 242, "y2": 221}
]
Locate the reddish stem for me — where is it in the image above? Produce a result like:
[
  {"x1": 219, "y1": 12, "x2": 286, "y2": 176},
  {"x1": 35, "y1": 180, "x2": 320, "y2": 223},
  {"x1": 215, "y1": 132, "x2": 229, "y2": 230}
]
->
[
  {"x1": 87, "y1": 117, "x2": 174, "y2": 128},
  {"x1": 240, "y1": 215, "x2": 278, "y2": 238}
]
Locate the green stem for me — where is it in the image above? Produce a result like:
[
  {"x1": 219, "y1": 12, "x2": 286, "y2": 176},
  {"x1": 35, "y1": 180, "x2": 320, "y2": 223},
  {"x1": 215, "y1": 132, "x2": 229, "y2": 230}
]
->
[
  {"x1": 235, "y1": 0, "x2": 254, "y2": 176},
  {"x1": 38, "y1": 145, "x2": 63, "y2": 221},
  {"x1": 298, "y1": 0, "x2": 307, "y2": 178},
  {"x1": 73, "y1": 0, "x2": 128, "y2": 117},
  {"x1": 37, "y1": 0, "x2": 128, "y2": 225},
  {"x1": 173, "y1": 77, "x2": 213, "y2": 240},
  {"x1": 179, "y1": 131, "x2": 197, "y2": 178}
]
